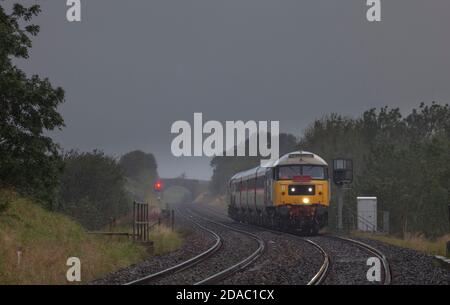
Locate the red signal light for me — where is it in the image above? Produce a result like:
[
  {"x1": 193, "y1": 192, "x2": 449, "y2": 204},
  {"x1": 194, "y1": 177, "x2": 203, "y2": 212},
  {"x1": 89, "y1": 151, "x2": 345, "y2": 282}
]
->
[{"x1": 154, "y1": 181, "x2": 163, "y2": 191}]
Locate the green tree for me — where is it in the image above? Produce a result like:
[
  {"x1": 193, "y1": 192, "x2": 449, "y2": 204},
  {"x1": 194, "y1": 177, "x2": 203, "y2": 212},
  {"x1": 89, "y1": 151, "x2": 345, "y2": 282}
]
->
[
  {"x1": 119, "y1": 150, "x2": 158, "y2": 184},
  {"x1": 360, "y1": 103, "x2": 450, "y2": 237},
  {"x1": 0, "y1": 3, "x2": 65, "y2": 207},
  {"x1": 57, "y1": 150, "x2": 130, "y2": 230},
  {"x1": 119, "y1": 150, "x2": 159, "y2": 201},
  {"x1": 300, "y1": 102, "x2": 450, "y2": 237}
]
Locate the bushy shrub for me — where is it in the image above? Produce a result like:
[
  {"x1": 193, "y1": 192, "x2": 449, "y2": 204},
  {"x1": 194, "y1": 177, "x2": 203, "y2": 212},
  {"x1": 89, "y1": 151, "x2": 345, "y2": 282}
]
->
[
  {"x1": 57, "y1": 150, "x2": 130, "y2": 230},
  {"x1": 0, "y1": 188, "x2": 16, "y2": 213}
]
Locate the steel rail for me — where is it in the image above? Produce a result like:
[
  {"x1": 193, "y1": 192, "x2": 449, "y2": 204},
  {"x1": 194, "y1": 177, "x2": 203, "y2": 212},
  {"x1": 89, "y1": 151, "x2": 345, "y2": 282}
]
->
[
  {"x1": 193, "y1": 204, "x2": 391, "y2": 285},
  {"x1": 189, "y1": 205, "x2": 329, "y2": 285},
  {"x1": 302, "y1": 237, "x2": 330, "y2": 285},
  {"x1": 124, "y1": 207, "x2": 222, "y2": 285},
  {"x1": 186, "y1": 208, "x2": 266, "y2": 285},
  {"x1": 329, "y1": 235, "x2": 392, "y2": 285}
]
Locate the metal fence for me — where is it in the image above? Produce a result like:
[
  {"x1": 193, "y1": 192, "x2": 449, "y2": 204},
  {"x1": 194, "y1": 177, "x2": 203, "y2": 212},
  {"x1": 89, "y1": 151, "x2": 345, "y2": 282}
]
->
[
  {"x1": 133, "y1": 201, "x2": 150, "y2": 242},
  {"x1": 133, "y1": 201, "x2": 175, "y2": 242},
  {"x1": 88, "y1": 201, "x2": 174, "y2": 243}
]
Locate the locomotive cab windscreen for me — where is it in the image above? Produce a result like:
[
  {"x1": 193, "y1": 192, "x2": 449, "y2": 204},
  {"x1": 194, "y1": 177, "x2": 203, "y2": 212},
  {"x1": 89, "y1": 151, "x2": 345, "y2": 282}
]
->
[{"x1": 275, "y1": 165, "x2": 329, "y2": 180}]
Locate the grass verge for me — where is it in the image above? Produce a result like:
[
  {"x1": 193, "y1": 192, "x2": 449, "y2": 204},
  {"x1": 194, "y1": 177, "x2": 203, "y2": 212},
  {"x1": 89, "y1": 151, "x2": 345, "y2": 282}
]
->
[
  {"x1": 0, "y1": 192, "x2": 148, "y2": 284},
  {"x1": 351, "y1": 231, "x2": 450, "y2": 257},
  {"x1": 110, "y1": 223, "x2": 183, "y2": 257},
  {"x1": 149, "y1": 225, "x2": 183, "y2": 255}
]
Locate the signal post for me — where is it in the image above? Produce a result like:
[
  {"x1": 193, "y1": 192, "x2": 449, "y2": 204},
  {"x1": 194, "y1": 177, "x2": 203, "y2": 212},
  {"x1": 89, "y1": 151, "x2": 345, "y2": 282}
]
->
[{"x1": 332, "y1": 159, "x2": 353, "y2": 231}]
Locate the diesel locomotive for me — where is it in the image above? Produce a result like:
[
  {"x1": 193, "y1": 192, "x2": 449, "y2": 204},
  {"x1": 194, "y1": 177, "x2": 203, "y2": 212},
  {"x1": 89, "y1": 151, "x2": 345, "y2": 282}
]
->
[{"x1": 228, "y1": 151, "x2": 330, "y2": 235}]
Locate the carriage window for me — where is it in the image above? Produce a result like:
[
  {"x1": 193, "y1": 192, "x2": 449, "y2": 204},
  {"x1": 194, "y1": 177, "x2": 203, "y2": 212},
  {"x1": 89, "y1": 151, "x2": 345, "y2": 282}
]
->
[{"x1": 276, "y1": 165, "x2": 326, "y2": 180}]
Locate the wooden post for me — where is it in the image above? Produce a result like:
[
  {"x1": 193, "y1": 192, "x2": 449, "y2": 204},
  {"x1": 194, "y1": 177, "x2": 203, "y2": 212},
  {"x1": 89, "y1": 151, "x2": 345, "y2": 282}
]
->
[
  {"x1": 136, "y1": 202, "x2": 139, "y2": 241},
  {"x1": 142, "y1": 203, "x2": 144, "y2": 240},
  {"x1": 133, "y1": 201, "x2": 136, "y2": 241},
  {"x1": 147, "y1": 204, "x2": 150, "y2": 240},
  {"x1": 143, "y1": 203, "x2": 145, "y2": 242},
  {"x1": 171, "y1": 209, "x2": 175, "y2": 231},
  {"x1": 144, "y1": 203, "x2": 148, "y2": 242},
  {"x1": 147, "y1": 204, "x2": 150, "y2": 241},
  {"x1": 17, "y1": 247, "x2": 23, "y2": 267},
  {"x1": 140, "y1": 203, "x2": 143, "y2": 241},
  {"x1": 139, "y1": 203, "x2": 142, "y2": 241}
]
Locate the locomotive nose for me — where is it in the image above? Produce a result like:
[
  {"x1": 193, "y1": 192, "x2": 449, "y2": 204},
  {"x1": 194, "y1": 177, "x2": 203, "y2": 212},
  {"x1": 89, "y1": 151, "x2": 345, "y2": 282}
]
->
[{"x1": 288, "y1": 185, "x2": 316, "y2": 196}]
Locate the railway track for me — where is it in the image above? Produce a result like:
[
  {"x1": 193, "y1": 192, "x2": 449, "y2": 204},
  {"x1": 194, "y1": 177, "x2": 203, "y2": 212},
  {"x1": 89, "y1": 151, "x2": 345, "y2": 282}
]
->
[
  {"x1": 124, "y1": 207, "x2": 222, "y2": 285},
  {"x1": 96, "y1": 203, "x2": 446, "y2": 285},
  {"x1": 192, "y1": 203, "x2": 391, "y2": 285},
  {"x1": 125, "y1": 206, "x2": 265, "y2": 285},
  {"x1": 302, "y1": 238, "x2": 330, "y2": 285},
  {"x1": 326, "y1": 235, "x2": 392, "y2": 285},
  {"x1": 186, "y1": 208, "x2": 265, "y2": 285},
  {"x1": 190, "y1": 204, "x2": 330, "y2": 285}
]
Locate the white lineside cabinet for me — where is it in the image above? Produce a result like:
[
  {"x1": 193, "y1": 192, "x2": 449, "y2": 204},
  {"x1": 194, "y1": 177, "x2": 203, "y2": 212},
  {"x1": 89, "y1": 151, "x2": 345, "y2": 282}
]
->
[{"x1": 357, "y1": 197, "x2": 377, "y2": 232}]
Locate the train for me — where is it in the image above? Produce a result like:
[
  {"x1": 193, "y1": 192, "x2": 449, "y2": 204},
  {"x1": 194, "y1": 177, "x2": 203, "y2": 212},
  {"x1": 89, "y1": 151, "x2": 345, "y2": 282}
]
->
[{"x1": 227, "y1": 151, "x2": 330, "y2": 235}]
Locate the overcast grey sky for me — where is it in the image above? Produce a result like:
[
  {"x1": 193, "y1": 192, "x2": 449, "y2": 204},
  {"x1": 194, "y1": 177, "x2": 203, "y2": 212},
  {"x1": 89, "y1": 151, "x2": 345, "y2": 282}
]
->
[{"x1": 13, "y1": 0, "x2": 450, "y2": 179}]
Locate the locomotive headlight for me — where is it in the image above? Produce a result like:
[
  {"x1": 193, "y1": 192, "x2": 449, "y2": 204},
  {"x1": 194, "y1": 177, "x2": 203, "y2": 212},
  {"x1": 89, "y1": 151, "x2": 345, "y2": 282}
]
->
[
  {"x1": 308, "y1": 187, "x2": 313, "y2": 193},
  {"x1": 291, "y1": 187, "x2": 296, "y2": 192},
  {"x1": 303, "y1": 198, "x2": 310, "y2": 204}
]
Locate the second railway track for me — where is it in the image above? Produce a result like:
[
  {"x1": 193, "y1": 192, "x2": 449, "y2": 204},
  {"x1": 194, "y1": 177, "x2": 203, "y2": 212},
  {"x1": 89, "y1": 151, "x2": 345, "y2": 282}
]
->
[
  {"x1": 192, "y1": 203, "x2": 391, "y2": 285},
  {"x1": 190, "y1": 204, "x2": 330, "y2": 285},
  {"x1": 125, "y1": 206, "x2": 265, "y2": 285}
]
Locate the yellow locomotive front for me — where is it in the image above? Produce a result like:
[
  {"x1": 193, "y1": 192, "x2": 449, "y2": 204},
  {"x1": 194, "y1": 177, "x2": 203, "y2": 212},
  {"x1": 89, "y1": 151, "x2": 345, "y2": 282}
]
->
[
  {"x1": 271, "y1": 152, "x2": 330, "y2": 233},
  {"x1": 273, "y1": 166, "x2": 329, "y2": 206}
]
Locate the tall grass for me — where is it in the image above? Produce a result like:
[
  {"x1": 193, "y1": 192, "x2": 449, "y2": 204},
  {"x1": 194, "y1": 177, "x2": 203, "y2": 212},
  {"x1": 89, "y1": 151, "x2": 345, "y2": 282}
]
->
[
  {"x1": 0, "y1": 193, "x2": 147, "y2": 284},
  {"x1": 149, "y1": 226, "x2": 183, "y2": 255},
  {"x1": 352, "y1": 231, "x2": 450, "y2": 257}
]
